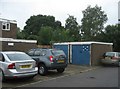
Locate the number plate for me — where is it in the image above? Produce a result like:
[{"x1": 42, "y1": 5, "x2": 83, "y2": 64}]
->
[
  {"x1": 57, "y1": 60, "x2": 64, "y2": 63},
  {"x1": 20, "y1": 65, "x2": 31, "y2": 68}
]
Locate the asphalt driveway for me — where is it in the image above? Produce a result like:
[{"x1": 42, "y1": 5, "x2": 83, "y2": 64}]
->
[{"x1": 2, "y1": 64, "x2": 100, "y2": 88}]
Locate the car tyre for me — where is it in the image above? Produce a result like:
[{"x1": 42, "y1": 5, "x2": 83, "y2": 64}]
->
[
  {"x1": 1, "y1": 71, "x2": 5, "y2": 82},
  {"x1": 38, "y1": 64, "x2": 47, "y2": 76},
  {"x1": 57, "y1": 68, "x2": 65, "y2": 73}
]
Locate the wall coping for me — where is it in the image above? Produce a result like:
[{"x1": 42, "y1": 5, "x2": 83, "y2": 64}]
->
[
  {"x1": 53, "y1": 41, "x2": 113, "y2": 45},
  {"x1": 0, "y1": 18, "x2": 17, "y2": 24},
  {"x1": 0, "y1": 38, "x2": 37, "y2": 43}
]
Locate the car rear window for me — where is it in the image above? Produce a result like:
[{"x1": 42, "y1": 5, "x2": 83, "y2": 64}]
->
[
  {"x1": 51, "y1": 50, "x2": 65, "y2": 56},
  {"x1": 28, "y1": 49, "x2": 36, "y2": 56},
  {"x1": 6, "y1": 53, "x2": 32, "y2": 61},
  {"x1": 105, "y1": 52, "x2": 115, "y2": 57},
  {"x1": 118, "y1": 53, "x2": 120, "y2": 57}
]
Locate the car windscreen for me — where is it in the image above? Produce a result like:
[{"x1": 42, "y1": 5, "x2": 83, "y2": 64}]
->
[
  {"x1": 6, "y1": 53, "x2": 32, "y2": 61},
  {"x1": 51, "y1": 50, "x2": 65, "y2": 56}
]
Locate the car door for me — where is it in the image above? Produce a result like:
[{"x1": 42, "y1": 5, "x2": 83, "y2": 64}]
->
[
  {"x1": 0, "y1": 53, "x2": 5, "y2": 70},
  {"x1": 31, "y1": 49, "x2": 42, "y2": 64}
]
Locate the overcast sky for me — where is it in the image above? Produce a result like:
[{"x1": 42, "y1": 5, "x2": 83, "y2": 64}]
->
[{"x1": 0, "y1": 0, "x2": 119, "y2": 29}]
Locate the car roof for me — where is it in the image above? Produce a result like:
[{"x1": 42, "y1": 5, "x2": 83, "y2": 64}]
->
[
  {"x1": 30, "y1": 48, "x2": 62, "y2": 51},
  {"x1": 1, "y1": 51, "x2": 25, "y2": 54},
  {"x1": 30, "y1": 48, "x2": 48, "y2": 50},
  {"x1": 106, "y1": 52, "x2": 120, "y2": 54}
]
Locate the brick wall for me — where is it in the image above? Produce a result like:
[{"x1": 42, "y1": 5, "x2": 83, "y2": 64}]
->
[
  {"x1": 91, "y1": 44, "x2": 113, "y2": 66},
  {"x1": 1, "y1": 23, "x2": 17, "y2": 39},
  {"x1": 2, "y1": 41, "x2": 37, "y2": 52}
]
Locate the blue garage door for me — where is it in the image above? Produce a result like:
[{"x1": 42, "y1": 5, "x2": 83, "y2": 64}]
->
[
  {"x1": 53, "y1": 45, "x2": 68, "y2": 60},
  {"x1": 72, "y1": 45, "x2": 90, "y2": 65}
]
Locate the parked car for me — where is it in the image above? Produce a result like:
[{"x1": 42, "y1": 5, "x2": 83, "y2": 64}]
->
[
  {"x1": 27, "y1": 48, "x2": 68, "y2": 75},
  {"x1": 0, "y1": 51, "x2": 38, "y2": 81},
  {"x1": 101, "y1": 52, "x2": 120, "y2": 66}
]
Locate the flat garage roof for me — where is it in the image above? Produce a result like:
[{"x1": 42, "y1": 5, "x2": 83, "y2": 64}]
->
[{"x1": 54, "y1": 41, "x2": 113, "y2": 45}]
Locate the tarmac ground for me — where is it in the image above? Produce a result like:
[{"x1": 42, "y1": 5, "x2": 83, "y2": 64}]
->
[{"x1": 2, "y1": 64, "x2": 100, "y2": 88}]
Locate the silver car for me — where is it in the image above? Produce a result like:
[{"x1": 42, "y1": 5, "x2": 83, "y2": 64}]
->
[
  {"x1": 101, "y1": 52, "x2": 120, "y2": 66},
  {"x1": 0, "y1": 51, "x2": 38, "y2": 81}
]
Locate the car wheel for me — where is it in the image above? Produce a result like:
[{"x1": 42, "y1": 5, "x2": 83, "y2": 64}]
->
[
  {"x1": 57, "y1": 68, "x2": 65, "y2": 73},
  {"x1": 0, "y1": 71, "x2": 5, "y2": 82},
  {"x1": 38, "y1": 64, "x2": 47, "y2": 76}
]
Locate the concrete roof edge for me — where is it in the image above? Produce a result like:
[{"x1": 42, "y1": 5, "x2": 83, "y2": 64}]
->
[
  {"x1": 0, "y1": 38, "x2": 37, "y2": 43},
  {"x1": 0, "y1": 18, "x2": 17, "y2": 24},
  {"x1": 53, "y1": 41, "x2": 113, "y2": 45}
]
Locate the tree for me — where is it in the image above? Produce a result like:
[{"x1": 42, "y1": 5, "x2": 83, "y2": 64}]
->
[
  {"x1": 51, "y1": 28, "x2": 70, "y2": 43},
  {"x1": 101, "y1": 24, "x2": 120, "y2": 51},
  {"x1": 17, "y1": 27, "x2": 26, "y2": 39},
  {"x1": 81, "y1": 5, "x2": 108, "y2": 41},
  {"x1": 27, "y1": 35, "x2": 38, "y2": 40},
  {"x1": 95, "y1": 24, "x2": 120, "y2": 51},
  {"x1": 24, "y1": 14, "x2": 62, "y2": 35},
  {"x1": 65, "y1": 15, "x2": 80, "y2": 41},
  {"x1": 38, "y1": 26, "x2": 53, "y2": 45}
]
